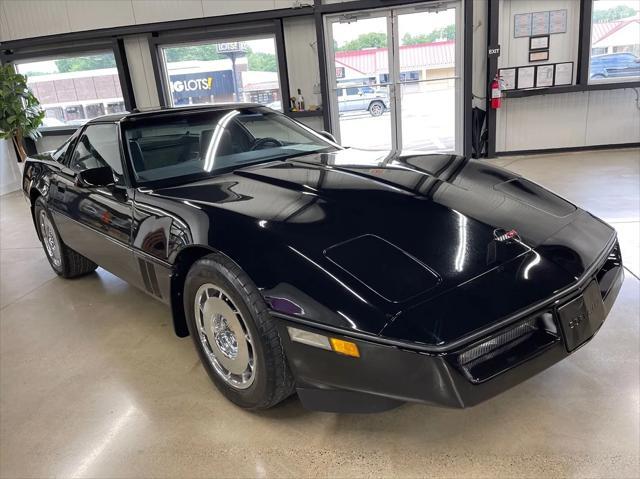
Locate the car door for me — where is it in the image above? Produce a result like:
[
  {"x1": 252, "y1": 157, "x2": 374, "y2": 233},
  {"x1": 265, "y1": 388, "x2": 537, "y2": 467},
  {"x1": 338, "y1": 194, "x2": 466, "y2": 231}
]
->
[
  {"x1": 345, "y1": 86, "x2": 363, "y2": 111},
  {"x1": 51, "y1": 123, "x2": 144, "y2": 287},
  {"x1": 609, "y1": 54, "x2": 640, "y2": 78}
]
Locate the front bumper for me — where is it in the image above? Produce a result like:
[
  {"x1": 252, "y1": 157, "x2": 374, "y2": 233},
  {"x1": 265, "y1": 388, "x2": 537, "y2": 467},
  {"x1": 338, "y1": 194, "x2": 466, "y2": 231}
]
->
[{"x1": 273, "y1": 242, "x2": 624, "y2": 413}]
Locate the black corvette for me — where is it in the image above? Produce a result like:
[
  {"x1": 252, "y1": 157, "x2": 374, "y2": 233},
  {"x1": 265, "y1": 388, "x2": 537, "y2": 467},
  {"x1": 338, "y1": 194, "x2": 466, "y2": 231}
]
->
[{"x1": 22, "y1": 105, "x2": 623, "y2": 413}]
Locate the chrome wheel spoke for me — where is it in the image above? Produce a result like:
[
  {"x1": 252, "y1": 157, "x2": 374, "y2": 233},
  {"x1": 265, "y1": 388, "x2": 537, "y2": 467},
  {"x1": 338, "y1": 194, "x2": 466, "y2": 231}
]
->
[
  {"x1": 194, "y1": 283, "x2": 255, "y2": 390},
  {"x1": 39, "y1": 211, "x2": 61, "y2": 267}
]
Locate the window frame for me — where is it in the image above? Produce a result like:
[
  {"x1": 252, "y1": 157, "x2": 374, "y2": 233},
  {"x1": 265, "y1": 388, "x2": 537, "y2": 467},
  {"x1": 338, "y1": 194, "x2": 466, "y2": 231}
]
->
[
  {"x1": 148, "y1": 21, "x2": 291, "y2": 114},
  {"x1": 4, "y1": 40, "x2": 136, "y2": 136},
  {"x1": 587, "y1": 0, "x2": 640, "y2": 86},
  {"x1": 60, "y1": 122, "x2": 134, "y2": 189},
  {"x1": 68, "y1": 123, "x2": 125, "y2": 182},
  {"x1": 501, "y1": 0, "x2": 640, "y2": 99}
]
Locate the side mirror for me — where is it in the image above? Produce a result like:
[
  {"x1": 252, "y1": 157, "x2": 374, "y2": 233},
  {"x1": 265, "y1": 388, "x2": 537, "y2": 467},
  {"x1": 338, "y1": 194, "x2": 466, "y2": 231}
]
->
[
  {"x1": 76, "y1": 166, "x2": 115, "y2": 188},
  {"x1": 319, "y1": 130, "x2": 338, "y2": 144}
]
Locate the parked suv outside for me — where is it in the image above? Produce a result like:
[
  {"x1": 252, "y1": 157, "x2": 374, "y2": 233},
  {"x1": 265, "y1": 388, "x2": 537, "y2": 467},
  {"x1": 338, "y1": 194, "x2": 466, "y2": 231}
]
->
[
  {"x1": 337, "y1": 84, "x2": 389, "y2": 117},
  {"x1": 590, "y1": 53, "x2": 640, "y2": 80}
]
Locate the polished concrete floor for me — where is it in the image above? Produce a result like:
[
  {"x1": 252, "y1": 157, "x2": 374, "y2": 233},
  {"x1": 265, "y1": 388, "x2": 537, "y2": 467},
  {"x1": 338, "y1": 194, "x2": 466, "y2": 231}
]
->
[{"x1": 1, "y1": 148, "x2": 638, "y2": 478}]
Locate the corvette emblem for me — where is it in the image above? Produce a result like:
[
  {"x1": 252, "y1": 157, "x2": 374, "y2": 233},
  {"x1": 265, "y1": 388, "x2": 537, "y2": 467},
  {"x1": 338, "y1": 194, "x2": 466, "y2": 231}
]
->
[
  {"x1": 568, "y1": 314, "x2": 585, "y2": 329},
  {"x1": 494, "y1": 228, "x2": 520, "y2": 243}
]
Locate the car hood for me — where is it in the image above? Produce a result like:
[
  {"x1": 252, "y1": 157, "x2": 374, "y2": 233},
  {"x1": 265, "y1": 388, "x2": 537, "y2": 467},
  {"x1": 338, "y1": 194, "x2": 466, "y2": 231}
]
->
[{"x1": 153, "y1": 149, "x2": 615, "y2": 345}]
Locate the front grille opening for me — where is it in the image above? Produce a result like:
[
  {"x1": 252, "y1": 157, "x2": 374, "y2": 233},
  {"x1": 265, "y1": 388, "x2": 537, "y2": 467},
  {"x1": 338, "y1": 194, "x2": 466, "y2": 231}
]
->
[
  {"x1": 596, "y1": 242, "x2": 622, "y2": 300},
  {"x1": 457, "y1": 312, "x2": 559, "y2": 383}
]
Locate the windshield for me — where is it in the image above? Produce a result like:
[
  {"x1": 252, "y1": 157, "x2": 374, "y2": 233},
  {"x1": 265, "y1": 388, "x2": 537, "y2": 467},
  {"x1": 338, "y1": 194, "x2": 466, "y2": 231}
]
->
[{"x1": 122, "y1": 107, "x2": 337, "y2": 184}]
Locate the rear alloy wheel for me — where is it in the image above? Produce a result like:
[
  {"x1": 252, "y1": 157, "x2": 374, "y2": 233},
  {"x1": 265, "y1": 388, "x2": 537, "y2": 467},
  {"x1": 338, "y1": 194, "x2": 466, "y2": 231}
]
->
[
  {"x1": 34, "y1": 197, "x2": 97, "y2": 278},
  {"x1": 369, "y1": 101, "x2": 384, "y2": 117},
  {"x1": 39, "y1": 209, "x2": 62, "y2": 269},
  {"x1": 184, "y1": 253, "x2": 295, "y2": 409}
]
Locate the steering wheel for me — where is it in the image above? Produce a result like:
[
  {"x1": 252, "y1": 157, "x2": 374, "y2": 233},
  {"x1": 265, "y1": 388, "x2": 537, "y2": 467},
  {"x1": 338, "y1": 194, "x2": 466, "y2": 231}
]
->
[{"x1": 250, "y1": 137, "x2": 283, "y2": 151}]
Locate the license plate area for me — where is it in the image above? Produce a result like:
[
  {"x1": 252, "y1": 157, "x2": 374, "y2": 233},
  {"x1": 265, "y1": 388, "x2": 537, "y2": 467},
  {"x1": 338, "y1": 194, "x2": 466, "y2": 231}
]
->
[{"x1": 557, "y1": 281, "x2": 606, "y2": 352}]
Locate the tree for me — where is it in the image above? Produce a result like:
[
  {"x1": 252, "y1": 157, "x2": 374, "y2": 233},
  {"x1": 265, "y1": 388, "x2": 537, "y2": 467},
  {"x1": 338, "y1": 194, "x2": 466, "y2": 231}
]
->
[
  {"x1": 163, "y1": 45, "x2": 225, "y2": 63},
  {"x1": 337, "y1": 32, "x2": 388, "y2": 51},
  {"x1": 593, "y1": 5, "x2": 637, "y2": 23},
  {"x1": 440, "y1": 24, "x2": 456, "y2": 40},
  {"x1": 55, "y1": 53, "x2": 116, "y2": 72},
  {"x1": 402, "y1": 24, "x2": 456, "y2": 45},
  {"x1": 0, "y1": 65, "x2": 44, "y2": 162},
  {"x1": 247, "y1": 52, "x2": 277, "y2": 72}
]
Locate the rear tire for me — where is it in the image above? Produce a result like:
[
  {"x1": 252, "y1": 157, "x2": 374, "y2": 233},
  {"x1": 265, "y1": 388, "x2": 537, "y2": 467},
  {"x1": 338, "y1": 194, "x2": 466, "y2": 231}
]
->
[
  {"x1": 369, "y1": 101, "x2": 385, "y2": 117},
  {"x1": 34, "y1": 197, "x2": 97, "y2": 278},
  {"x1": 184, "y1": 252, "x2": 295, "y2": 409}
]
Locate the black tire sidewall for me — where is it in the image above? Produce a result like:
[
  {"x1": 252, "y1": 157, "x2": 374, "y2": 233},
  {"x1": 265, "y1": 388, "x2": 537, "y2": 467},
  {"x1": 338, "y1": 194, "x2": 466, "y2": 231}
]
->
[
  {"x1": 34, "y1": 198, "x2": 65, "y2": 275},
  {"x1": 184, "y1": 256, "x2": 274, "y2": 409}
]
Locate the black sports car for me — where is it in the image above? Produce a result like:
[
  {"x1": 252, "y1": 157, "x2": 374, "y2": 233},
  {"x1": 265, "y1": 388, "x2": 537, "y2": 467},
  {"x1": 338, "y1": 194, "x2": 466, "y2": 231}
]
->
[{"x1": 22, "y1": 105, "x2": 623, "y2": 413}]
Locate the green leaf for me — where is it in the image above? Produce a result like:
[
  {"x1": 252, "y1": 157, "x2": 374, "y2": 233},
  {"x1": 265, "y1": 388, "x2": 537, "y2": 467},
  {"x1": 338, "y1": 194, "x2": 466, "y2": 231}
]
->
[{"x1": 0, "y1": 66, "x2": 44, "y2": 134}]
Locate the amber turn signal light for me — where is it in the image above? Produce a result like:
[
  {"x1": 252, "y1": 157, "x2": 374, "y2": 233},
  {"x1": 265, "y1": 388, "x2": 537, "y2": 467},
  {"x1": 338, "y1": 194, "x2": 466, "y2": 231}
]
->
[
  {"x1": 288, "y1": 327, "x2": 360, "y2": 358},
  {"x1": 329, "y1": 338, "x2": 360, "y2": 358}
]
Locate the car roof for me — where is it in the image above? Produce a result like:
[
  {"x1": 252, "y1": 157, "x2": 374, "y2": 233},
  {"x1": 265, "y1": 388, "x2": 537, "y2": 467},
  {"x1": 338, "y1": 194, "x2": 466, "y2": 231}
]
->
[{"x1": 86, "y1": 103, "x2": 264, "y2": 124}]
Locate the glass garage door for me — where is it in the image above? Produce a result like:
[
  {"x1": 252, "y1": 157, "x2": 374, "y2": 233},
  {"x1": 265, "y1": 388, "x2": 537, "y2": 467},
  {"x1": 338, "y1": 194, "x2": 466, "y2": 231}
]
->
[
  {"x1": 325, "y1": 12, "x2": 395, "y2": 150},
  {"x1": 325, "y1": 1, "x2": 463, "y2": 153}
]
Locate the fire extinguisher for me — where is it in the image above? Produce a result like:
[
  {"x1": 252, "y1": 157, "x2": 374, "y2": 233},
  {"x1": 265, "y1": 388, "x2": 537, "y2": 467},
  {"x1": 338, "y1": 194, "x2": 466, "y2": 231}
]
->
[{"x1": 491, "y1": 76, "x2": 502, "y2": 109}]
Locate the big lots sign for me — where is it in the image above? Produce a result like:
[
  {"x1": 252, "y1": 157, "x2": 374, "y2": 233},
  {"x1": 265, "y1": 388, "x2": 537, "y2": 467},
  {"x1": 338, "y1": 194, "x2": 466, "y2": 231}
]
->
[{"x1": 169, "y1": 71, "x2": 234, "y2": 99}]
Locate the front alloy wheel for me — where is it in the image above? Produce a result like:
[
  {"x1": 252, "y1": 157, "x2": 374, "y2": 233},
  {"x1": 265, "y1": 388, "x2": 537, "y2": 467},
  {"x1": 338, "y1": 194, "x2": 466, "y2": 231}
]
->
[
  {"x1": 184, "y1": 253, "x2": 295, "y2": 409},
  {"x1": 194, "y1": 283, "x2": 255, "y2": 389}
]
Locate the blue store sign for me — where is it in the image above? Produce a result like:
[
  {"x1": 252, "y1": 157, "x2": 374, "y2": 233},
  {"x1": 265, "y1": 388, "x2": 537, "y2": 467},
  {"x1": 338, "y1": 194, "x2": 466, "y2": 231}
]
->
[{"x1": 169, "y1": 71, "x2": 235, "y2": 100}]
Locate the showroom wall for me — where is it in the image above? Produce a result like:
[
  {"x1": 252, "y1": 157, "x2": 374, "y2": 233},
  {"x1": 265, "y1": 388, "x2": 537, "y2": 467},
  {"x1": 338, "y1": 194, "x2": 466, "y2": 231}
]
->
[
  {"x1": 495, "y1": 0, "x2": 640, "y2": 152},
  {"x1": 0, "y1": 141, "x2": 20, "y2": 196},
  {"x1": 0, "y1": 1, "x2": 304, "y2": 40},
  {"x1": 0, "y1": 0, "x2": 637, "y2": 177}
]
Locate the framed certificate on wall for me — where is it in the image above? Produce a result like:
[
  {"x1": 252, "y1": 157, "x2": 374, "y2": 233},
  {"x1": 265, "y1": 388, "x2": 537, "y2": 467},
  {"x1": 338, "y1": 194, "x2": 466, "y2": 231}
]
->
[
  {"x1": 529, "y1": 50, "x2": 550, "y2": 62},
  {"x1": 531, "y1": 11, "x2": 550, "y2": 35},
  {"x1": 530, "y1": 35, "x2": 549, "y2": 51},
  {"x1": 535, "y1": 64, "x2": 555, "y2": 87},
  {"x1": 514, "y1": 13, "x2": 532, "y2": 37},
  {"x1": 549, "y1": 10, "x2": 567, "y2": 34},
  {"x1": 499, "y1": 68, "x2": 517, "y2": 90},
  {"x1": 555, "y1": 62, "x2": 574, "y2": 85},
  {"x1": 516, "y1": 66, "x2": 535, "y2": 89}
]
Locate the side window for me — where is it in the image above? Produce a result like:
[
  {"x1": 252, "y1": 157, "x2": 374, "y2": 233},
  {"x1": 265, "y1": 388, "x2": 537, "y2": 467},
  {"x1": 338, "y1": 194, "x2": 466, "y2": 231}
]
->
[
  {"x1": 69, "y1": 124, "x2": 124, "y2": 184},
  {"x1": 346, "y1": 87, "x2": 360, "y2": 96},
  {"x1": 51, "y1": 137, "x2": 72, "y2": 163},
  {"x1": 237, "y1": 114, "x2": 317, "y2": 145}
]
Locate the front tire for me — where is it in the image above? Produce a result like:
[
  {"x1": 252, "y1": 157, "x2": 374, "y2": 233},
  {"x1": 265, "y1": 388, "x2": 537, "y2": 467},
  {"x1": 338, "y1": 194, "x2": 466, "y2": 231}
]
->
[
  {"x1": 34, "y1": 197, "x2": 97, "y2": 278},
  {"x1": 184, "y1": 253, "x2": 295, "y2": 409}
]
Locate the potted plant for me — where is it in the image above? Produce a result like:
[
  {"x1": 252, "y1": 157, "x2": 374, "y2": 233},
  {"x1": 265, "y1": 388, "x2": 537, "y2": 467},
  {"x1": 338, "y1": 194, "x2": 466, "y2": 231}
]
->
[{"x1": 0, "y1": 64, "x2": 44, "y2": 162}]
